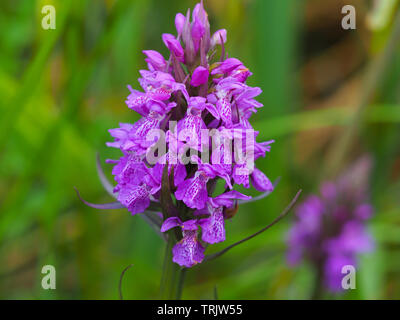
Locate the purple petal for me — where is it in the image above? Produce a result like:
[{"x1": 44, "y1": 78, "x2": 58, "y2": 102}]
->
[
  {"x1": 172, "y1": 230, "x2": 205, "y2": 267},
  {"x1": 173, "y1": 163, "x2": 187, "y2": 186},
  {"x1": 162, "y1": 33, "x2": 184, "y2": 62},
  {"x1": 177, "y1": 114, "x2": 206, "y2": 151},
  {"x1": 125, "y1": 88, "x2": 149, "y2": 115},
  {"x1": 143, "y1": 50, "x2": 167, "y2": 71},
  {"x1": 133, "y1": 115, "x2": 160, "y2": 139},
  {"x1": 112, "y1": 155, "x2": 147, "y2": 187},
  {"x1": 211, "y1": 190, "x2": 251, "y2": 207},
  {"x1": 211, "y1": 29, "x2": 227, "y2": 47},
  {"x1": 191, "y1": 18, "x2": 205, "y2": 40},
  {"x1": 175, "y1": 13, "x2": 186, "y2": 35},
  {"x1": 107, "y1": 122, "x2": 135, "y2": 150},
  {"x1": 161, "y1": 216, "x2": 182, "y2": 232},
  {"x1": 175, "y1": 174, "x2": 208, "y2": 210},
  {"x1": 211, "y1": 58, "x2": 243, "y2": 75},
  {"x1": 205, "y1": 103, "x2": 220, "y2": 119},
  {"x1": 217, "y1": 98, "x2": 232, "y2": 127},
  {"x1": 188, "y1": 96, "x2": 207, "y2": 112},
  {"x1": 117, "y1": 185, "x2": 151, "y2": 215},
  {"x1": 250, "y1": 168, "x2": 274, "y2": 192},
  {"x1": 199, "y1": 207, "x2": 226, "y2": 244},
  {"x1": 181, "y1": 219, "x2": 199, "y2": 231},
  {"x1": 148, "y1": 87, "x2": 172, "y2": 102}
]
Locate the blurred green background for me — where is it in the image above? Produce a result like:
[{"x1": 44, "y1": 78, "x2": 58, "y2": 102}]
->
[{"x1": 1, "y1": 0, "x2": 399, "y2": 299}]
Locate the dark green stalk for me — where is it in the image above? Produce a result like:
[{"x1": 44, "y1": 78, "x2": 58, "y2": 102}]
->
[
  {"x1": 311, "y1": 263, "x2": 324, "y2": 300},
  {"x1": 213, "y1": 285, "x2": 219, "y2": 300},
  {"x1": 159, "y1": 162, "x2": 182, "y2": 299},
  {"x1": 159, "y1": 234, "x2": 180, "y2": 299},
  {"x1": 175, "y1": 268, "x2": 187, "y2": 300}
]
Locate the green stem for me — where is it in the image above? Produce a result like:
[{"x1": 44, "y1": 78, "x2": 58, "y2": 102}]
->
[
  {"x1": 311, "y1": 263, "x2": 324, "y2": 300},
  {"x1": 176, "y1": 268, "x2": 187, "y2": 300},
  {"x1": 159, "y1": 233, "x2": 180, "y2": 299}
]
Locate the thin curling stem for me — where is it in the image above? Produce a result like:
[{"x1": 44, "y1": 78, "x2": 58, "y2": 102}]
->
[{"x1": 204, "y1": 189, "x2": 302, "y2": 262}]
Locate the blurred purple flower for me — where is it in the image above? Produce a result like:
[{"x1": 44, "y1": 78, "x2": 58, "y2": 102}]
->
[{"x1": 287, "y1": 157, "x2": 374, "y2": 293}]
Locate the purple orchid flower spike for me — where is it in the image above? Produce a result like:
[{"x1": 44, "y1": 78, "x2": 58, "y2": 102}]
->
[{"x1": 79, "y1": 2, "x2": 295, "y2": 281}]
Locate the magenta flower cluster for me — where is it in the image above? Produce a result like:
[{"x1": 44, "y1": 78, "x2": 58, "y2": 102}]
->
[
  {"x1": 287, "y1": 160, "x2": 374, "y2": 292},
  {"x1": 106, "y1": 1, "x2": 274, "y2": 268}
]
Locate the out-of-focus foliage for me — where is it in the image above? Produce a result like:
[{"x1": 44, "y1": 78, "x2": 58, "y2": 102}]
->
[{"x1": 0, "y1": 0, "x2": 399, "y2": 299}]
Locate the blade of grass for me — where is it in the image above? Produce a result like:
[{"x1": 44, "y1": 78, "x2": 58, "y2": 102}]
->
[
  {"x1": 0, "y1": 1, "x2": 71, "y2": 148},
  {"x1": 323, "y1": 9, "x2": 400, "y2": 178}
]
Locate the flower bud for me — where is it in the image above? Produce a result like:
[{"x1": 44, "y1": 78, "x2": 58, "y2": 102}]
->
[
  {"x1": 191, "y1": 66, "x2": 209, "y2": 87},
  {"x1": 162, "y1": 33, "x2": 185, "y2": 62}
]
